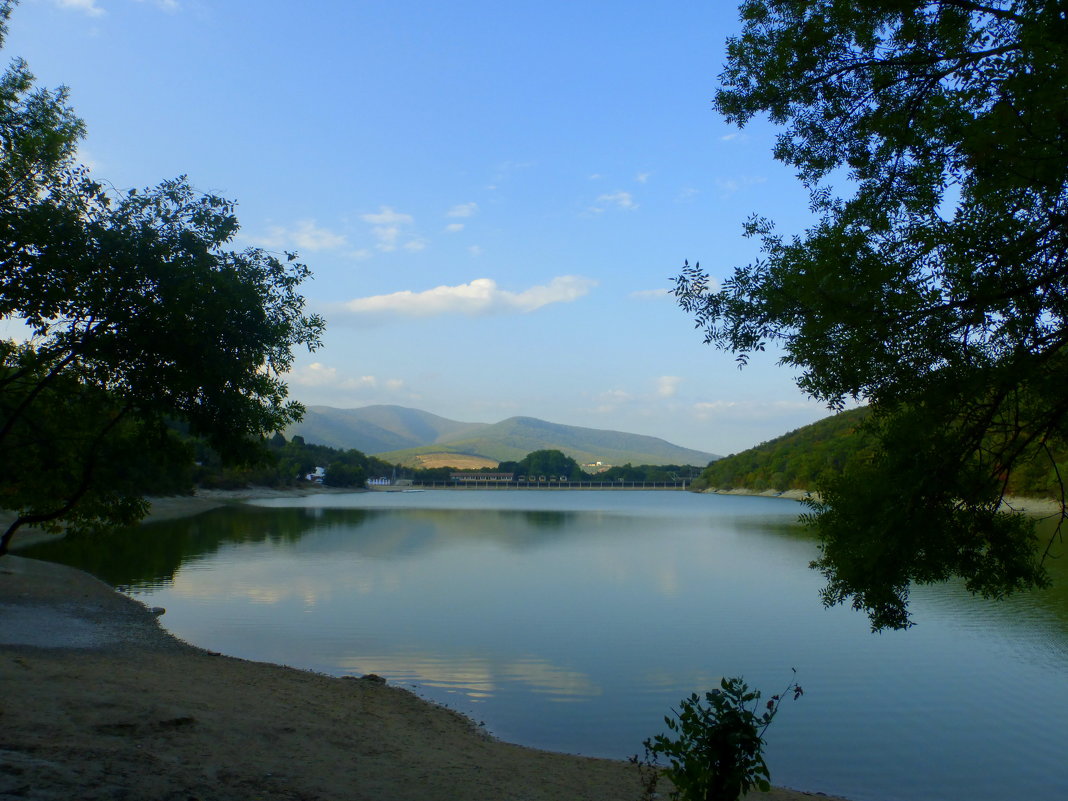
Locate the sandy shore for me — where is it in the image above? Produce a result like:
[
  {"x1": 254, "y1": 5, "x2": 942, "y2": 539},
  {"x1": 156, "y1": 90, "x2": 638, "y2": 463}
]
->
[{"x1": 1, "y1": 488, "x2": 852, "y2": 801}]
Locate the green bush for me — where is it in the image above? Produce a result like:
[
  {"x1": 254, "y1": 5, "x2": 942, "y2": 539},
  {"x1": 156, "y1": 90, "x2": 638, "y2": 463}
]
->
[{"x1": 639, "y1": 674, "x2": 802, "y2": 801}]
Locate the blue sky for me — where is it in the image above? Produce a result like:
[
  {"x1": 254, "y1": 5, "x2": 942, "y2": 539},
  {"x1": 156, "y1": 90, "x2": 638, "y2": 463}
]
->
[{"x1": 8, "y1": 0, "x2": 834, "y2": 456}]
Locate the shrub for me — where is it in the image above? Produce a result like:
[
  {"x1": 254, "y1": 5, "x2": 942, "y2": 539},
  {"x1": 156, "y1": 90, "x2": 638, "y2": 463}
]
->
[{"x1": 639, "y1": 674, "x2": 802, "y2": 801}]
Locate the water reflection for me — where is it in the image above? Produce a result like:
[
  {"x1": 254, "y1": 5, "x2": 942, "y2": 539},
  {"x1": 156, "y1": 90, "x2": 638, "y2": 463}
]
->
[
  {"x1": 19, "y1": 491, "x2": 1068, "y2": 801},
  {"x1": 22, "y1": 506, "x2": 583, "y2": 590},
  {"x1": 336, "y1": 653, "x2": 603, "y2": 703}
]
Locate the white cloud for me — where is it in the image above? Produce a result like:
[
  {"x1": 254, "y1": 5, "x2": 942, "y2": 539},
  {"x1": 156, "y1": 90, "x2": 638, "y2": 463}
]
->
[
  {"x1": 261, "y1": 220, "x2": 347, "y2": 252},
  {"x1": 136, "y1": 0, "x2": 180, "y2": 10},
  {"x1": 656, "y1": 376, "x2": 682, "y2": 398},
  {"x1": 446, "y1": 203, "x2": 477, "y2": 218},
  {"x1": 370, "y1": 226, "x2": 401, "y2": 251},
  {"x1": 636, "y1": 172, "x2": 651, "y2": 183},
  {"x1": 676, "y1": 187, "x2": 700, "y2": 202},
  {"x1": 336, "y1": 275, "x2": 596, "y2": 320},
  {"x1": 468, "y1": 245, "x2": 483, "y2": 257},
  {"x1": 630, "y1": 288, "x2": 671, "y2": 299},
  {"x1": 361, "y1": 206, "x2": 413, "y2": 226},
  {"x1": 55, "y1": 0, "x2": 104, "y2": 15},
  {"x1": 361, "y1": 206, "x2": 415, "y2": 252},
  {"x1": 288, "y1": 363, "x2": 406, "y2": 395},
  {"x1": 290, "y1": 362, "x2": 339, "y2": 387},
  {"x1": 445, "y1": 223, "x2": 464, "y2": 233},
  {"x1": 595, "y1": 191, "x2": 637, "y2": 211}
]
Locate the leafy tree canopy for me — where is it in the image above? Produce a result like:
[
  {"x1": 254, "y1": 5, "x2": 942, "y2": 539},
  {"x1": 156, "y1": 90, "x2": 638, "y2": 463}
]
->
[
  {"x1": 0, "y1": 2, "x2": 324, "y2": 554},
  {"x1": 517, "y1": 449, "x2": 584, "y2": 481},
  {"x1": 676, "y1": 0, "x2": 1068, "y2": 628}
]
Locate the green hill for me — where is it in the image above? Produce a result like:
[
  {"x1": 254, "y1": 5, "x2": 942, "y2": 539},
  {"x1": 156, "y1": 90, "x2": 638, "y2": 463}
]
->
[
  {"x1": 697, "y1": 405, "x2": 1066, "y2": 499},
  {"x1": 696, "y1": 407, "x2": 873, "y2": 492},
  {"x1": 289, "y1": 405, "x2": 719, "y2": 467}
]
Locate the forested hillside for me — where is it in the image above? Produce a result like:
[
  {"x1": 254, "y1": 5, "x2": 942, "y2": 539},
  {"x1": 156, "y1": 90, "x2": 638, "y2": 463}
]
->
[
  {"x1": 697, "y1": 407, "x2": 1067, "y2": 500},
  {"x1": 696, "y1": 408, "x2": 873, "y2": 492}
]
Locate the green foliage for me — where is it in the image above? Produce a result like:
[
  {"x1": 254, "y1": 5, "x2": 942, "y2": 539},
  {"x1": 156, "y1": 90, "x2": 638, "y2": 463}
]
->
[
  {"x1": 677, "y1": 0, "x2": 1068, "y2": 627},
  {"x1": 190, "y1": 433, "x2": 382, "y2": 490},
  {"x1": 700, "y1": 405, "x2": 1067, "y2": 502},
  {"x1": 596, "y1": 463, "x2": 702, "y2": 482},
  {"x1": 641, "y1": 675, "x2": 803, "y2": 801},
  {"x1": 699, "y1": 408, "x2": 873, "y2": 491},
  {"x1": 0, "y1": 7, "x2": 324, "y2": 553},
  {"x1": 516, "y1": 449, "x2": 584, "y2": 481},
  {"x1": 807, "y1": 406, "x2": 1052, "y2": 630}
]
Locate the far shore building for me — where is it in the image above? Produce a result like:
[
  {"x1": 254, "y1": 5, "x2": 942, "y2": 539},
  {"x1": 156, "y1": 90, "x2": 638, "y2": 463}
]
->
[{"x1": 449, "y1": 472, "x2": 515, "y2": 483}]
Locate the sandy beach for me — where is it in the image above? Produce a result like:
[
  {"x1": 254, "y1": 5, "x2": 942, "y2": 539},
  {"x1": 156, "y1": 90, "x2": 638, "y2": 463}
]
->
[{"x1": 0, "y1": 489, "x2": 851, "y2": 801}]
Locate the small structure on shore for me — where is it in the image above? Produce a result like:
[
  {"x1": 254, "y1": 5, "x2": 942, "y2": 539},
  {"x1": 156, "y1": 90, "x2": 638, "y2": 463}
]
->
[{"x1": 449, "y1": 472, "x2": 515, "y2": 484}]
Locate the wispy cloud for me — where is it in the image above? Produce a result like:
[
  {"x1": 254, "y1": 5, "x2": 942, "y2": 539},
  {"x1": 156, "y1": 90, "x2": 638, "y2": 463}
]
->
[
  {"x1": 334, "y1": 275, "x2": 596, "y2": 321},
  {"x1": 361, "y1": 207, "x2": 413, "y2": 226},
  {"x1": 445, "y1": 223, "x2": 465, "y2": 233},
  {"x1": 58, "y1": 0, "x2": 179, "y2": 13},
  {"x1": 716, "y1": 175, "x2": 767, "y2": 197},
  {"x1": 361, "y1": 206, "x2": 417, "y2": 252},
  {"x1": 636, "y1": 172, "x2": 651, "y2": 184},
  {"x1": 692, "y1": 399, "x2": 820, "y2": 421},
  {"x1": 55, "y1": 0, "x2": 104, "y2": 15},
  {"x1": 656, "y1": 376, "x2": 682, "y2": 398},
  {"x1": 289, "y1": 362, "x2": 341, "y2": 387},
  {"x1": 289, "y1": 363, "x2": 406, "y2": 394},
  {"x1": 446, "y1": 202, "x2": 477, "y2": 218},
  {"x1": 261, "y1": 220, "x2": 347, "y2": 252},
  {"x1": 591, "y1": 388, "x2": 632, "y2": 414},
  {"x1": 487, "y1": 160, "x2": 534, "y2": 189},
  {"x1": 593, "y1": 191, "x2": 638, "y2": 212},
  {"x1": 136, "y1": 0, "x2": 180, "y2": 10}
]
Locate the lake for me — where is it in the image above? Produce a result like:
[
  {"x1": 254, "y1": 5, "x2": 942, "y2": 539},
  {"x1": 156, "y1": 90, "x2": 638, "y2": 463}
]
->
[{"x1": 22, "y1": 490, "x2": 1068, "y2": 801}]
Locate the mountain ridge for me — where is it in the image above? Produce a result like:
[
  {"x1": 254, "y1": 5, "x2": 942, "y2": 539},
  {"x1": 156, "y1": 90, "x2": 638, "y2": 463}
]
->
[{"x1": 288, "y1": 405, "x2": 718, "y2": 467}]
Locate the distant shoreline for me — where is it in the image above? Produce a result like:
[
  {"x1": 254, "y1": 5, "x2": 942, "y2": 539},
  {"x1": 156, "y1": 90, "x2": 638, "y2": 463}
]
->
[
  {"x1": 703, "y1": 487, "x2": 817, "y2": 502},
  {"x1": 701, "y1": 486, "x2": 1064, "y2": 517}
]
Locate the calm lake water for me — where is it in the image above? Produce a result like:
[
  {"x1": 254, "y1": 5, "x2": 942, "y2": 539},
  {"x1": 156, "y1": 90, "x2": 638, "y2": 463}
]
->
[{"x1": 23, "y1": 490, "x2": 1068, "y2": 801}]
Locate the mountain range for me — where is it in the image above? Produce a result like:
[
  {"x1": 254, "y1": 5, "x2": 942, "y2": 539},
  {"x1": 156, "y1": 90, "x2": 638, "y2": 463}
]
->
[{"x1": 288, "y1": 405, "x2": 719, "y2": 467}]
